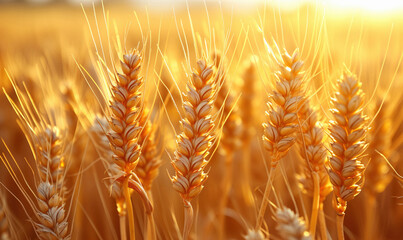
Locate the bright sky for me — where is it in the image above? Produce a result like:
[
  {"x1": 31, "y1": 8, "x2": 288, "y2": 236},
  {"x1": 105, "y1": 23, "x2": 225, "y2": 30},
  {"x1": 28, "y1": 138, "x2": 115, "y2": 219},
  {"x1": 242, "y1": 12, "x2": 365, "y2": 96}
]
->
[
  {"x1": 142, "y1": 0, "x2": 403, "y2": 12},
  {"x1": 26, "y1": 0, "x2": 403, "y2": 13}
]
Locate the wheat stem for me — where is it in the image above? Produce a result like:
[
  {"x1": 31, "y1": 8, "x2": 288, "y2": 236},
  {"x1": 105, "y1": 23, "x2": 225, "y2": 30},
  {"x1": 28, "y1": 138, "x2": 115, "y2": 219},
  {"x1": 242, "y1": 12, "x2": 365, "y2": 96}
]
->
[
  {"x1": 218, "y1": 152, "x2": 234, "y2": 240},
  {"x1": 123, "y1": 176, "x2": 135, "y2": 240},
  {"x1": 309, "y1": 172, "x2": 320, "y2": 239},
  {"x1": 255, "y1": 167, "x2": 275, "y2": 231},
  {"x1": 183, "y1": 201, "x2": 194, "y2": 240},
  {"x1": 336, "y1": 214, "x2": 345, "y2": 240},
  {"x1": 363, "y1": 193, "x2": 376, "y2": 240},
  {"x1": 318, "y1": 204, "x2": 327, "y2": 240},
  {"x1": 119, "y1": 214, "x2": 127, "y2": 240}
]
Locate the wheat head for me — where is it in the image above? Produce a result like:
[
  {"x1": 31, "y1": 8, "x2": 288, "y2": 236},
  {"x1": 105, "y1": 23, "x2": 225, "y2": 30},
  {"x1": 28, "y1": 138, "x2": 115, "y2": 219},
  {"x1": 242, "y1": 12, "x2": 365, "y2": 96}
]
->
[
  {"x1": 263, "y1": 49, "x2": 305, "y2": 168},
  {"x1": 135, "y1": 107, "x2": 160, "y2": 192},
  {"x1": 328, "y1": 71, "x2": 368, "y2": 216},
  {"x1": 171, "y1": 58, "x2": 218, "y2": 202},
  {"x1": 365, "y1": 99, "x2": 392, "y2": 195},
  {"x1": 275, "y1": 207, "x2": 311, "y2": 240},
  {"x1": 33, "y1": 127, "x2": 69, "y2": 240},
  {"x1": 297, "y1": 100, "x2": 332, "y2": 202}
]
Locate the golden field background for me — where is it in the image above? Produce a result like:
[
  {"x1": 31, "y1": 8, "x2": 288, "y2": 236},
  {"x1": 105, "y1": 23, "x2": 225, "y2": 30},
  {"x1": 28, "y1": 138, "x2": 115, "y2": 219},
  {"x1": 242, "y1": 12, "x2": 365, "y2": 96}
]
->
[{"x1": 0, "y1": 1, "x2": 402, "y2": 239}]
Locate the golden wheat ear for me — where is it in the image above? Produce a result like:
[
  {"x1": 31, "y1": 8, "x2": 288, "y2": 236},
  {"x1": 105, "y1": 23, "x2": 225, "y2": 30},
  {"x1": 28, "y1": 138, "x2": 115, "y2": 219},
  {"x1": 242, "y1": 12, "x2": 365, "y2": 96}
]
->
[
  {"x1": 275, "y1": 207, "x2": 311, "y2": 240},
  {"x1": 363, "y1": 98, "x2": 392, "y2": 240},
  {"x1": 328, "y1": 70, "x2": 368, "y2": 240},
  {"x1": 171, "y1": 59, "x2": 220, "y2": 239},
  {"x1": 0, "y1": 194, "x2": 11, "y2": 239},
  {"x1": 296, "y1": 99, "x2": 332, "y2": 239},
  {"x1": 257, "y1": 49, "x2": 306, "y2": 233},
  {"x1": 105, "y1": 50, "x2": 152, "y2": 240},
  {"x1": 134, "y1": 106, "x2": 161, "y2": 193}
]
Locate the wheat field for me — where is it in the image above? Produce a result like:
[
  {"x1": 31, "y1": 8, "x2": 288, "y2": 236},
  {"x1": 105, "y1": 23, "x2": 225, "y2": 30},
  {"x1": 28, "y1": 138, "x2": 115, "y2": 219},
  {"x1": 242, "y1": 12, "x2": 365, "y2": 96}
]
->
[{"x1": 0, "y1": 1, "x2": 402, "y2": 239}]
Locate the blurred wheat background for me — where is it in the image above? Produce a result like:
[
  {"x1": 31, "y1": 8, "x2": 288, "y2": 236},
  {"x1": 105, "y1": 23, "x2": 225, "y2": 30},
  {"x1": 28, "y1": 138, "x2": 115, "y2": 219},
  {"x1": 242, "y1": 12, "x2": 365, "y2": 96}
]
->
[{"x1": 0, "y1": 0, "x2": 402, "y2": 239}]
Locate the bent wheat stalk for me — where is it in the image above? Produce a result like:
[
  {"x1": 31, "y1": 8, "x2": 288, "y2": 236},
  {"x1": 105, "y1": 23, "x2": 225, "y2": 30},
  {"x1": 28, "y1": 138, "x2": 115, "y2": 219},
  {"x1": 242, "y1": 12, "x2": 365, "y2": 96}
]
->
[
  {"x1": 258, "y1": 49, "x2": 305, "y2": 233},
  {"x1": 328, "y1": 71, "x2": 368, "y2": 240},
  {"x1": 171, "y1": 59, "x2": 220, "y2": 240}
]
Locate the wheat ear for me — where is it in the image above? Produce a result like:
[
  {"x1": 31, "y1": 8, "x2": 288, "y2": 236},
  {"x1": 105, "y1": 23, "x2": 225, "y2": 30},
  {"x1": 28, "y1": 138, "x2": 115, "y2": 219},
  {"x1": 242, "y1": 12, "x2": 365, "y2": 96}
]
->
[
  {"x1": 135, "y1": 107, "x2": 160, "y2": 193},
  {"x1": 89, "y1": 116, "x2": 129, "y2": 240},
  {"x1": 171, "y1": 59, "x2": 219, "y2": 240},
  {"x1": 275, "y1": 208, "x2": 311, "y2": 240},
  {"x1": 134, "y1": 107, "x2": 159, "y2": 240},
  {"x1": 363, "y1": 99, "x2": 391, "y2": 240},
  {"x1": 328, "y1": 71, "x2": 368, "y2": 240},
  {"x1": 212, "y1": 53, "x2": 242, "y2": 239},
  {"x1": 0, "y1": 195, "x2": 10, "y2": 240},
  {"x1": 34, "y1": 127, "x2": 69, "y2": 240},
  {"x1": 257, "y1": 49, "x2": 305, "y2": 232},
  {"x1": 296, "y1": 100, "x2": 332, "y2": 239},
  {"x1": 106, "y1": 50, "x2": 151, "y2": 240},
  {"x1": 238, "y1": 58, "x2": 258, "y2": 215}
]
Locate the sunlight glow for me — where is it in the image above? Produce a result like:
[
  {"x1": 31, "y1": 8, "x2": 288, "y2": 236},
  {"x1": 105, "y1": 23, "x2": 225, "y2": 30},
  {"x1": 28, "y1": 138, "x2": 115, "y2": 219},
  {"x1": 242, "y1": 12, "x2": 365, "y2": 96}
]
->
[
  {"x1": 136, "y1": 0, "x2": 403, "y2": 13},
  {"x1": 325, "y1": 0, "x2": 403, "y2": 13}
]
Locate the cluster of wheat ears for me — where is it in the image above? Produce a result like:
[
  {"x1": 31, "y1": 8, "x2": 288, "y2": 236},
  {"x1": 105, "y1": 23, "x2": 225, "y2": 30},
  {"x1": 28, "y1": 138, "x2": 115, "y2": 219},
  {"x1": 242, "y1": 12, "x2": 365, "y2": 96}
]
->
[{"x1": 0, "y1": 2, "x2": 402, "y2": 240}]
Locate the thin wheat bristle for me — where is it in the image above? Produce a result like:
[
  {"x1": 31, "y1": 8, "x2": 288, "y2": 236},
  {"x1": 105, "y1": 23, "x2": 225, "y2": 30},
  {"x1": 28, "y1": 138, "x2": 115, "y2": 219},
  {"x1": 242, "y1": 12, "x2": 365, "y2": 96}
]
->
[
  {"x1": 263, "y1": 49, "x2": 305, "y2": 168},
  {"x1": 135, "y1": 107, "x2": 160, "y2": 192},
  {"x1": 328, "y1": 71, "x2": 368, "y2": 215},
  {"x1": 275, "y1": 208, "x2": 311, "y2": 240},
  {"x1": 297, "y1": 100, "x2": 332, "y2": 202},
  {"x1": 365, "y1": 99, "x2": 392, "y2": 194}
]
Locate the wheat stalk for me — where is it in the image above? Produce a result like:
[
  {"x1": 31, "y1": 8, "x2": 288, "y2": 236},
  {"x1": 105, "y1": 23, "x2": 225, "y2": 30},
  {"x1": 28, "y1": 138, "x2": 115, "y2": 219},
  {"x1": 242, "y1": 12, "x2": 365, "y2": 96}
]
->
[
  {"x1": 257, "y1": 49, "x2": 305, "y2": 232},
  {"x1": 328, "y1": 70, "x2": 368, "y2": 240},
  {"x1": 296, "y1": 99, "x2": 332, "y2": 239},
  {"x1": 275, "y1": 207, "x2": 311, "y2": 240},
  {"x1": 106, "y1": 50, "x2": 151, "y2": 240},
  {"x1": 171, "y1": 59, "x2": 219, "y2": 239}
]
